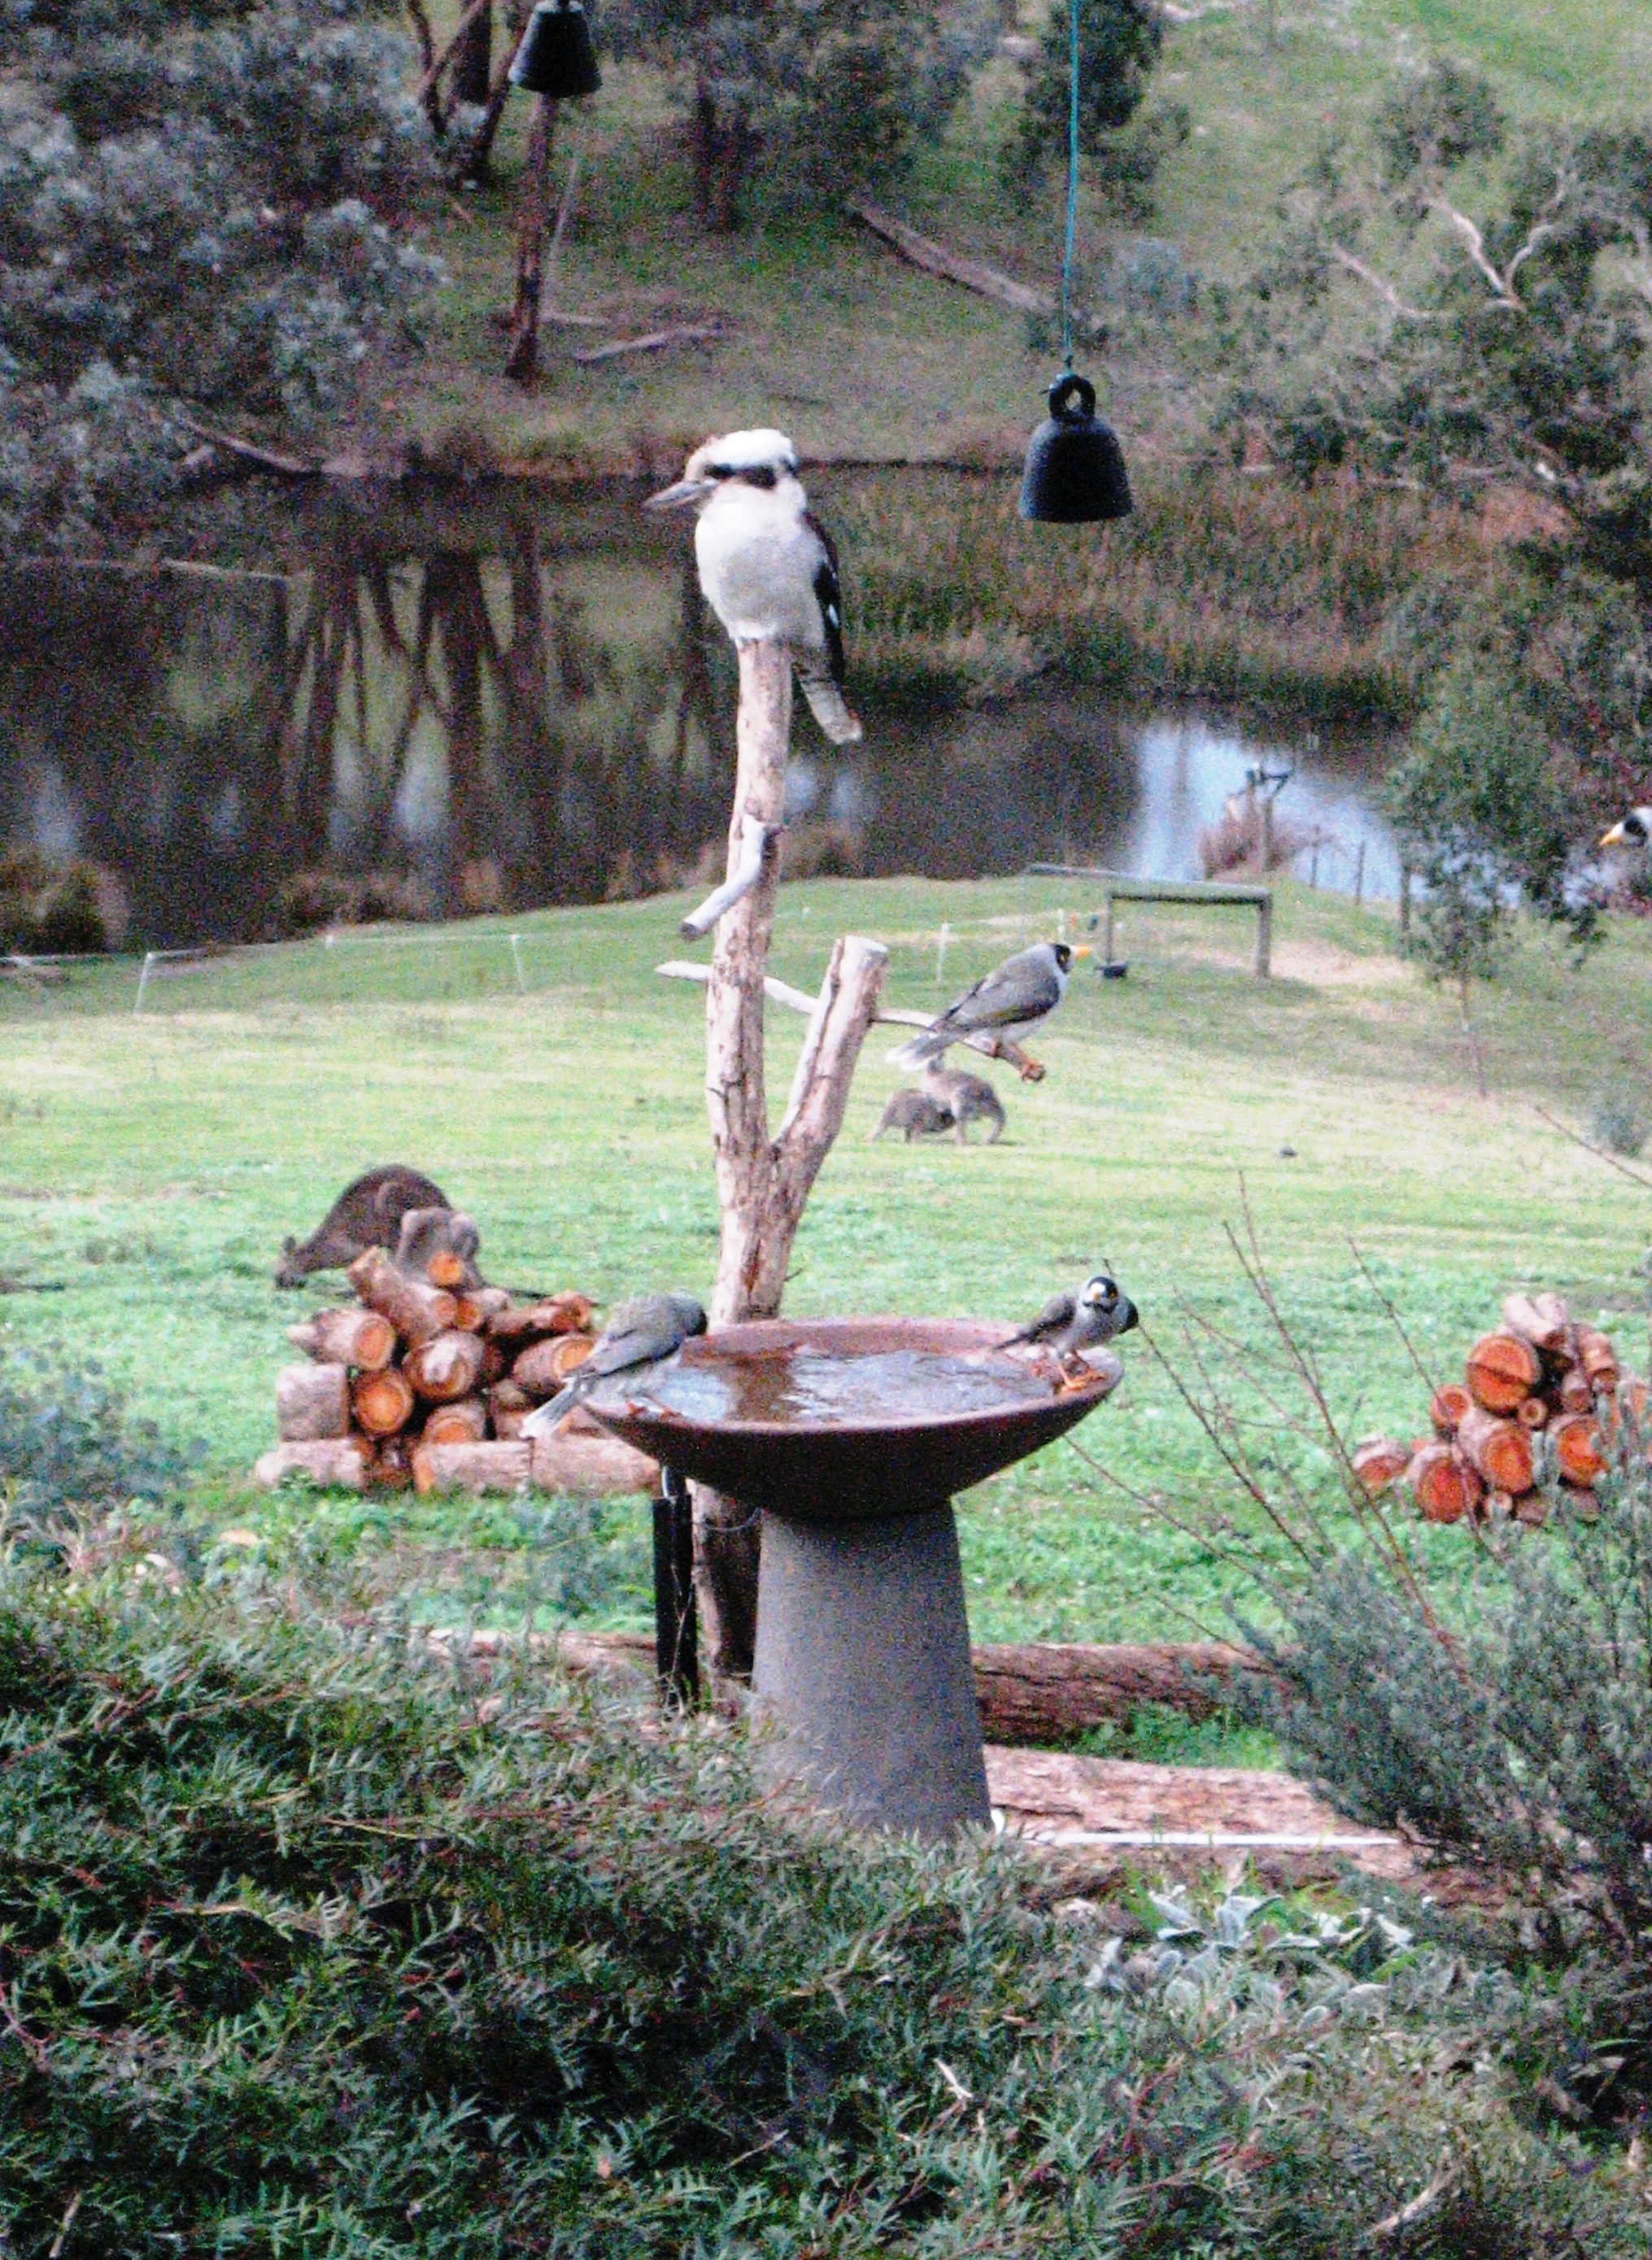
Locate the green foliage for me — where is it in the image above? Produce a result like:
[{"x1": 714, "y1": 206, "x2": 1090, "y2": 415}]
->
[
  {"x1": 601, "y1": 0, "x2": 991, "y2": 226},
  {"x1": 1247, "y1": 1429, "x2": 1652, "y2": 2101},
  {"x1": 0, "y1": 0, "x2": 440, "y2": 546},
  {"x1": 1589, "y1": 1080, "x2": 1650, "y2": 1158},
  {"x1": 1, "y1": 1554, "x2": 1647, "y2": 2254},
  {"x1": 0, "y1": 851, "x2": 106, "y2": 954},
  {"x1": 1009, "y1": 0, "x2": 1183, "y2": 216},
  {"x1": 1384, "y1": 644, "x2": 1590, "y2": 976},
  {"x1": 0, "y1": 1346, "x2": 191, "y2": 1534}
]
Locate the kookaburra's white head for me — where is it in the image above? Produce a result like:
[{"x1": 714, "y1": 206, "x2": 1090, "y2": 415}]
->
[
  {"x1": 644, "y1": 429, "x2": 802, "y2": 513},
  {"x1": 1602, "y1": 808, "x2": 1652, "y2": 850}
]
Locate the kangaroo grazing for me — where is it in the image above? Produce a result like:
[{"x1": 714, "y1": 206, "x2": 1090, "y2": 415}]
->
[
  {"x1": 870, "y1": 1088, "x2": 952, "y2": 1143},
  {"x1": 922, "y1": 1064, "x2": 1006, "y2": 1145},
  {"x1": 275, "y1": 1165, "x2": 452, "y2": 1288}
]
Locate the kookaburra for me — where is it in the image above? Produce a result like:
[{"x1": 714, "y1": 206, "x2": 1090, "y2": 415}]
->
[
  {"x1": 645, "y1": 428, "x2": 863, "y2": 745},
  {"x1": 1602, "y1": 809, "x2": 1652, "y2": 850}
]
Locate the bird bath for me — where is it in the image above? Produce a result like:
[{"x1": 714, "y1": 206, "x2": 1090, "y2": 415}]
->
[{"x1": 586, "y1": 1317, "x2": 1122, "y2": 1834}]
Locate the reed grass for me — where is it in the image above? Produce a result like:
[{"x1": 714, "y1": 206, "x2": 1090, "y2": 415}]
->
[{"x1": 831, "y1": 464, "x2": 1510, "y2": 721}]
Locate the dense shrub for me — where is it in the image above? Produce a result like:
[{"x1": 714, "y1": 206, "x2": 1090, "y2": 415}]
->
[
  {"x1": 0, "y1": 0, "x2": 440, "y2": 546},
  {"x1": 1009, "y1": 0, "x2": 1186, "y2": 219},
  {"x1": 0, "y1": 1346, "x2": 190, "y2": 1534},
  {"x1": 2, "y1": 1558, "x2": 1647, "y2": 2255},
  {"x1": 1244, "y1": 1428, "x2": 1652, "y2": 2108}
]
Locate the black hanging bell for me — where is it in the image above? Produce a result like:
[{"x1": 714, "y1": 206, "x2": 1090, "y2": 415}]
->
[
  {"x1": 1018, "y1": 373, "x2": 1132, "y2": 525},
  {"x1": 508, "y1": 0, "x2": 601, "y2": 98}
]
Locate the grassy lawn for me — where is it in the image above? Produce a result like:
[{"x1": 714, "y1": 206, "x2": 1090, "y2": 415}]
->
[
  {"x1": 399, "y1": 0, "x2": 1648, "y2": 467},
  {"x1": 3, "y1": 874, "x2": 1645, "y2": 1649}
]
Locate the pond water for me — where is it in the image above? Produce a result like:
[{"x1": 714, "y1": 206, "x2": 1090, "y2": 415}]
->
[{"x1": 0, "y1": 474, "x2": 1399, "y2": 950}]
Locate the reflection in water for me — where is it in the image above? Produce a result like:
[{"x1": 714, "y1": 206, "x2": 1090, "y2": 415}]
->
[{"x1": 0, "y1": 478, "x2": 1397, "y2": 949}]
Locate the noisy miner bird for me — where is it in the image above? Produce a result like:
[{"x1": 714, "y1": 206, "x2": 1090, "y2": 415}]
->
[
  {"x1": 521, "y1": 1293, "x2": 708, "y2": 1439},
  {"x1": 890, "y1": 940, "x2": 1089, "y2": 1079},
  {"x1": 643, "y1": 428, "x2": 862, "y2": 745},
  {"x1": 1602, "y1": 808, "x2": 1652, "y2": 851},
  {"x1": 1004, "y1": 1272, "x2": 1139, "y2": 1381}
]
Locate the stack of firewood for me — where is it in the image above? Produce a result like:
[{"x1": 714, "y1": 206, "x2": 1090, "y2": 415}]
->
[
  {"x1": 254, "y1": 1244, "x2": 657, "y2": 1499},
  {"x1": 1353, "y1": 1292, "x2": 1640, "y2": 1528}
]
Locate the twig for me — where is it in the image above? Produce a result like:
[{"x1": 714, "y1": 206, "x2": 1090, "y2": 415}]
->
[
  {"x1": 680, "y1": 815, "x2": 782, "y2": 938},
  {"x1": 572, "y1": 321, "x2": 728, "y2": 365},
  {"x1": 47, "y1": 2191, "x2": 81, "y2": 2260},
  {"x1": 1346, "y1": 1237, "x2": 1439, "y2": 1394},
  {"x1": 416, "y1": 0, "x2": 490, "y2": 102},
  {"x1": 538, "y1": 153, "x2": 582, "y2": 320},
  {"x1": 1363, "y1": 2148, "x2": 1458, "y2": 2242},
  {"x1": 1533, "y1": 1103, "x2": 1652, "y2": 1189},
  {"x1": 1330, "y1": 243, "x2": 1436, "y2": 322},
  {"x1": 159, "y1": 408, "x2": 320, "y2": 478}
]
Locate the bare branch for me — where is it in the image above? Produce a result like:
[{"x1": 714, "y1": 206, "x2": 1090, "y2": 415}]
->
[{"x1": 1330, "y1": 243, "x2": 1437, "y2": 322}]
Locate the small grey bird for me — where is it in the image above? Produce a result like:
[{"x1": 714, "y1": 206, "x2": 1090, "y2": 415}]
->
[
  {"x1": 1602, "y1": 808, "x2": 1652, "y2": 850},
  {"x1": 520, "y1": 1292, "x2": 708, "y2": 1438},
  {"x1": 1004, "y1": 1273, "x2": 1139, "y2": 1375},
  {"x1": 891, "y1": 940, "x2": 1089, "y2": 1074}
]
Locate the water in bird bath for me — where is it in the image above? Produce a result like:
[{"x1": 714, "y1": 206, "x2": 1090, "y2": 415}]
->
[{"x1": 609, "y1": 1342, "x2": 1057, "y2": 1427}]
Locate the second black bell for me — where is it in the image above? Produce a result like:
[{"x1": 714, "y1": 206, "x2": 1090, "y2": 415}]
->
[
  {"x1": 508, "y1": 0, "x2": 601, "y2": 98},
  {"x1": 1019, "y1": 374, "x2": 1132, "y2": 526}
]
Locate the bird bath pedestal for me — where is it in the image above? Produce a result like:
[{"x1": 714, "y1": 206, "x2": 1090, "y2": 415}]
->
[{"x1": 588, "y1": 1318, "x2": 1122, "y2": 1834}]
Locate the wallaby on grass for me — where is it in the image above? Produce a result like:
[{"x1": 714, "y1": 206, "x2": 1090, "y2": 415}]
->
[
  {"x1": 922, "y1": 1063, "x2": 1007, "y2": 1145},
  {"x1": 276, "y1": 1165, "x2": 451, "y2": 1289},
  {"x1": 870, "y1": 1089, "x2": 952, "y2": 1142}
]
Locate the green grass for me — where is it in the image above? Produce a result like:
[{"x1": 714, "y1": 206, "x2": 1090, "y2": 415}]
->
[
  {"x1": 5, "y1": 875, "x2": 1649, "y2": 1648},
  {"x1": 399, "y1": 0, "x2": 1649, "y2": 467}
]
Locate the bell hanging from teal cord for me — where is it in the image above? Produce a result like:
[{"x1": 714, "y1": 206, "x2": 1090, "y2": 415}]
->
[{"x1": 1019, "y1": 0, "x2": 1132, "y2": 525}]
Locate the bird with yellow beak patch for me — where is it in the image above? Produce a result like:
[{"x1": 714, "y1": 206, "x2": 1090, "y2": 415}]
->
[
  {"x1": 890, "y1": 940, "x2": 1090, "y2": 1075},
  {"x1": 1601, "y1": 807, "x2": 1652, "y2": 852}
]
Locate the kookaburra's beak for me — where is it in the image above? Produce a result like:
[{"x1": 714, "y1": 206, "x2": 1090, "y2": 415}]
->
[
  {"x1": 643, "y1": 476, "x2": 714, "y2": 513},
  {"x1": 1602, "y1": 822, "x2": 1630, "y2": 848},
  {"x1": 1070, "y1": 945, "x2": 1093, "y2": 961}
]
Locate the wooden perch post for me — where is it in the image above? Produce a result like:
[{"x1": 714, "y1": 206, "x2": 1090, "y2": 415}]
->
[{"x1": 691, "y1": 639, "x2": 888, "y2": 1684}]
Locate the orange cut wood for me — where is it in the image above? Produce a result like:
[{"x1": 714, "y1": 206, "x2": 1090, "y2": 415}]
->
[
  {"x1": 451, "y1": 1291, "x2": 487, "y2": 1333},
  {"x1": 427, "y1": 1250, "x2": 469, "y2": 1290},
  {"x1": 512, "y1": 1332, "x2": 595, "y2": 1398},
  {"x1": 286, "y1": 1307, "x2": 397, "y2": 1372},
  {"x1": 424, "y1": 1397, "x2": 488, "y2": 1446},
  {"x1": 1465, "y1": 1333, "x2": 1541, "y2": 1415},
  {"x1": 347, "y1": 1248, "x2": 457, "y2": 1348},
  {"x1": 1353, "y1": 1437, "x2": 1411, "y2": 1494},
  {"x1": 1557, "y1": 1366, "x2": 1593, "y2": 1415},
  {"x1": 1578, "y1": 1329, "x2": 1620, "y2": 1393},
  {"x1": 352, "y1": 1366, "x2": 416, "y2": 1440},
  {"x1": 1408, "y1": 1441, "x2": 1482, "y2": 1525},
  {"x1": 404, "y1": 1330, "x2": 487, "y2": 1403},
  {"x1": 1515, "y1": 1395, "x2": 1548, "y2": 1429},
  {"x1": 1500, "y1": 1291, "x2": 1571, "y2": 1354},
  {"x1": 1430, "y1": 1383, "x2": 1473, "y2": 1437},
  {"x1": 1513, "y1": 1492, "x2": 1549, "y2": 1528},
  {"x1": 1456, "y1": 1407, "x2": 1536, "y2": 1496},
  {"x1": 1550, "y1": 1411, "x2": 1606, "y2": 1486}
]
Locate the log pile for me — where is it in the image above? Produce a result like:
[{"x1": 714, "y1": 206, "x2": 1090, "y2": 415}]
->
[
  {"x1": 1353, "y1": 1292, "x2": 1640, "y2": 1529},
  {"x1": 254, "y1": 1241, "x2": 658, "y2": 1499}
]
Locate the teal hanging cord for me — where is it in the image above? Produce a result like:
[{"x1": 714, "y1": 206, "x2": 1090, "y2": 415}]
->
[{"x1": 1061, "y1": 0, "x2": 1079, "y2": 369}]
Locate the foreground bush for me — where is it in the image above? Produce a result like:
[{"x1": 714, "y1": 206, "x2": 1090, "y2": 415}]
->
[{"x1": 1, "y1": 1555, "x2": 1645, "y2": 2256}]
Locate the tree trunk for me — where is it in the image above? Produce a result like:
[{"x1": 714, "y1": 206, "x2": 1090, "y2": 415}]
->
[
  {"x1": 453, "y1": 0, "x2": 492, "y2": 106},
  {"x1": 505, "y1": 96, "x2": 555, "y2": 385},
  {"x1": 971, "y1": 1642, "x2": 1253, "y2": 1742},
  {"x1": 691, "y1": 640, "x2": 888, "y2": 1688},
  {"x1": 455, "y1": 0, "x2": 525, "y2": 183}
]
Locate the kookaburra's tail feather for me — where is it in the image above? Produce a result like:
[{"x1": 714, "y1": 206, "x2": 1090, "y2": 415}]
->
[
  {"x1": 889, "y1": 1027, "x2": 950, "y2": 1071},
  {"x1": 795, "y1": 654, "x2": 864, "y2": 745},
  {"x1": 520, "y1": 1371, "x2": 594, "y2": 1440}
]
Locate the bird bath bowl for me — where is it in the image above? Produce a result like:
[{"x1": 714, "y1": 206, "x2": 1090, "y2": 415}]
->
[{"x1": 586, "y1": 1318, "x2": 1122, "y2": 1835}]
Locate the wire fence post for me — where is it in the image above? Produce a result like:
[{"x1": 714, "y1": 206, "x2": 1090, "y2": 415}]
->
[
  {"x1": 133, "y1": 952, "x2": 155, "y2": 1016},
  {"x1": 509, "y1": 932, "x2": 526, "y2": 993}
]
